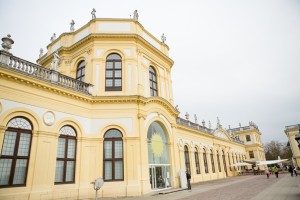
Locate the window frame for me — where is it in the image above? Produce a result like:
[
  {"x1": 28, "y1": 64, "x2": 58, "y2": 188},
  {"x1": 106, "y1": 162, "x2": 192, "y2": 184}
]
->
[
  {"x1": 55, "y1": 126, "x2": 77, "y2": 185},
  {"x1": 103, "y1": 129, "x2": 124, "y2": 181},
  {"x1": 194, "y1": 147, "x2": 200, "y2": 174},
  {"x1": 210, "y1": 150, "x2": 215, "y2": 173},
  {"x1": 105, "y1": 53, "x2": 122, "y2": 91},
  {"x1": 0, "y1": 117, "x2": 32, "y2": 188},
  {"x1": 149, "y1": 66, "x2": 158, "y2": 96},
  {"x1": 76, "y1": 60, "x2": 85, "y2": 82},
  {"x1": 249, "y1": 151, "x2": 254, "y2": 159},
  {"x1": 203, "y1": 148, "x2": 208, "y2": 173},
  {"x1": 246, "y1": 135, "x2": 251, "y2": 142},
  {"x1": 184, "y1": 145, "x2": 191, "y2": 173}
]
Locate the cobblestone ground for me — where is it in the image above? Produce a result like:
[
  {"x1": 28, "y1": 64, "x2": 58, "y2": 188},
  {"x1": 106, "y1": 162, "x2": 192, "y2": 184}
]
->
[{"x1": 101, "y1": 173, "x2": 300, "y2": 200}]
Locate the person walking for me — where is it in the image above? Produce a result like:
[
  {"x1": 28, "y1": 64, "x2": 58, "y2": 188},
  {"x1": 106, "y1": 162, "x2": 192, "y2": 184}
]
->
[
  {"x1": 273, "y1": 165, "x2": 279, "y2": 178},
  {"x1": 288, "y1": 165, "x2": 294, "y2": 176},
  {"x1": 293, "y1": 166, "x2": 298, "y2": 176},
  {"x1": 186, "y1": 170, "x2": 191, "y2": 190},
  {"x1": 265, "y1": 168, "x2": 270, "y2": 179}
]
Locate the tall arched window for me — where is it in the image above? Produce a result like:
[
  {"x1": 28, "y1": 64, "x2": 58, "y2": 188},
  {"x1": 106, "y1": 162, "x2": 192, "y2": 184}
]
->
[
  {"x1": 105, "y1": 53, "x2": 122, "y2": 91},
  {"x1": 0, "y1": 117, "x2": 32, "y2": 187},
  {"x1": 194, "y1": 147, "x2": 200, "y2": 174},
  {"x1": 210, "y1": 150, "x2": 215, "y2": 173},
  {"x1": 184, "y1": 146, "x2": 190, "y2": 173},
  {"x1": 228, "y1": 153, "x2": 232, "y2": 171},
  {"x1": 103, "y1": 129, "x2": 123, "y2": 181},
  {"x1": 222, "y1": 150, "x2": 227, "y2": 176},
  {"x1": 76, "y1": 61, "x2": 85, "y2": 81},
  {"x1": 217, "y1": 151, "x2": 221, "y2": 172},
  {"x1": 149, "y1": 66, "x2": 158, "y2": 96},
  {"x1": 55, "y1": 125, "x2": 77, "y2": 184},
  {"x1": 203, "y1": 148, "x2": 208, "y2": 173}
]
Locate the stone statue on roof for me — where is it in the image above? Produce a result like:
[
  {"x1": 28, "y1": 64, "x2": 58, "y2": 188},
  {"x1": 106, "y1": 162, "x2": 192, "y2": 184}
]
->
[
  {"x1": 185, "y1": 112, "x2": 189, "y2": 120},
  {"x1": 50, "y1": 33, "x2": 56, "y2": 42},
  {"x1": 39, "y1": 48, "x2": 43, "y2": 58},
  {"x1": 161, "y1": 33, "x2": 166, "y2": 43},
  {"x1": 91, "y1": 8, "x2": 96, "y2": 19},
  {"x1": 194, "y1": 114, "x2": 198, "y2": 124},
  {"x1": 70, "y1": 19, "x2": 75, "y2": 32},
  {"x1": 133, "y1": 10, "x2": 139, "y2": 21},
  {"x1": 51, "y1": 51, "x2": 60, "y2": 71}
]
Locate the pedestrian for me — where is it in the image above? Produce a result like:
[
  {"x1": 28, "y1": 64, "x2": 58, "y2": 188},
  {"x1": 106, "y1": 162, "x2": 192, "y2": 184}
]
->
[
  {"x1": 273, "y1": 165, "x2": 279, "y2": 178},
  {"x1": 265, "y1": 168, "x2": 270, "y2": 179},
  {"x1": 288, "y1": 165, "x2": 293, "y2": 176},
  {"x1": 186, "y1": 170, "x2": 191, "y2": 190},
  {"x1": 293, "y1": 166, "x2": 298, "y2": 176}
]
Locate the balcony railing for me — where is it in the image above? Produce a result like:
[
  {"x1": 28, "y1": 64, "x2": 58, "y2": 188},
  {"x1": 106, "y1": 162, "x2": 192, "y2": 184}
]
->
[
  {"x1": 285, "y1": 124, "x2": 300, "y2": 130},
  {"x1": 176, "y1": 117, "x2": 212, "y2": 134},
  {"x1": 0, "y1": 50, "x2": 93, "y2": 94}
]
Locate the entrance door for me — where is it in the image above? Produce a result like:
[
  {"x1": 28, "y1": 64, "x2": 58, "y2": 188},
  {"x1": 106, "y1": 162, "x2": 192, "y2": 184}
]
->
[{"x1": 149, "y1": 165, "x2": 171, "y2": 190}]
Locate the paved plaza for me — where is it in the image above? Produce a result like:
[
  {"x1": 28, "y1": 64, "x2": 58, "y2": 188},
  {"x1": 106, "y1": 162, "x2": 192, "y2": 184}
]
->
[{"x1": 100, "y1": 173, "x2": 300, "y2": 200}]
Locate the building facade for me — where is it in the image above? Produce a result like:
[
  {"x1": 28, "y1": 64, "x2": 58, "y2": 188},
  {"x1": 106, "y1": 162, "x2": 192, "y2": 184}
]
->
[
  {"x1": 0, "y1": 17, "x2": 265, "y2": 200},
  {"x1": 285, "y1": 124, "x2": 300, "y2": 167}
]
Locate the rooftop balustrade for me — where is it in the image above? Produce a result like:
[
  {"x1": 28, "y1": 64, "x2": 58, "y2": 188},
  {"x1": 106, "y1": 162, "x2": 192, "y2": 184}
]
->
[{"x1": 0, "y1": 50, "x2": 93, "y2": 94}]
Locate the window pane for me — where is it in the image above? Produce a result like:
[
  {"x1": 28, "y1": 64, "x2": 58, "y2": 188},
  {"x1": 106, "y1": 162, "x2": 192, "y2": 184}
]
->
[
  {"x1": 2, "y1": 131, "x2": 16, "y2": 156},
  {"x1": 153, "y1": 83, "x2": 157, "y2": 89},
  {"x1": 67, "y1": 139, "x2": 76, "y2": 159},
  {"x1": 106, "y1": 71, "x2": 113, "y2": 78},
  {"x1": 13, "y1": 159, "x2": 27, "y2": 184},
  {"x1": 55, "y1": 161, "x2": 64, "y2": 182},
  {"x1": 57, "y1": 138, "x2": 66, "y2": 158},
  {"x1": 115, "y1": 70, "x2": 121, "y2": 77},
  {"x1": 115, "y1": 161, "x2": 123, "y2": 179},
  {"x1": 17, "y1": 133, "x2": 31, "y2": 156},
  {"x1": 104, "y1": 161, "x2": 112, "y2": 180},
  {"x1": 107, "y1": 54, "x2": 121, "y2": 60},
  {"x1": 104, "y1": 141, "x2": 112, "y2": 159},
  {"x1": 106, "y1": 80, "x2": 113, "y2": 87},
  {"x1": 115, "y1": 79, "x2": 121, "y2": 87},
  {"x1": 114, "y1": 141, "x2": 123, "y2": 158},
  {"x1": 0, "y1": 159, "x2": 12, "y2": 185},
  {"x1": 106, "y1": 62, "x2": 113, "y2": 69},
  {"x1": 60, "y1": 126, "x2": 76, "y2": 136},
  {"x1": 105, "y1": 129, "x2": 122, "y2": 138},
  {"x1": 115, "y1": 62, "x2": 121, "y2": 69},
  {"x1": 66, "y1": 161, "x2": 74, "y2": 182},
  {"x1": 7, "y1": 118, "x2": 32, "y2": 130}
]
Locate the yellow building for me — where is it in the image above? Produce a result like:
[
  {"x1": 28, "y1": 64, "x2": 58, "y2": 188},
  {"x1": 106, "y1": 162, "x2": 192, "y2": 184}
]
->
[
  {"x1": 285, "y1": 124, "x2": 300, "y2": 167},
  {"x1": 0, "y1": 16, "x2": 266, "y2": 200}
]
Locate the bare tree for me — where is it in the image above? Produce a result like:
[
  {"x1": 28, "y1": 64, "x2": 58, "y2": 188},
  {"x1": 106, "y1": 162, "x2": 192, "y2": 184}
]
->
[{"x1": 264, "y1": 140, "x2": 292, "y2": 160}]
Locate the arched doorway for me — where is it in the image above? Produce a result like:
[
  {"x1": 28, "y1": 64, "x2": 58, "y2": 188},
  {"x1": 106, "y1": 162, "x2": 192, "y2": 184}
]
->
[{"x1": 147, "y1": 121, "x2": 171, "y2": 190}]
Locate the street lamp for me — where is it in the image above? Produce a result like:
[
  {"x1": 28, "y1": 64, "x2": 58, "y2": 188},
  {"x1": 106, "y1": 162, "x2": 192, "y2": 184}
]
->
[{"x1": 295, "y1": 131, "x2": 300, "y2": 148}]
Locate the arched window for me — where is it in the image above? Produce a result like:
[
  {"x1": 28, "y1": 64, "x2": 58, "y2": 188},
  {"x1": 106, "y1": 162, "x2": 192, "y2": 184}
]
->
[
  {"x1": 217, "y1": 151, "x2": 221, "y2": 172},
  {"x1": 76, "y1": 61, "x2": 85, "y2": 81},
  {"x1": 103, "y1": 129, "x2": 123, "y2": 181},
  {"x1": 149, "y1": 66, "x2": 158, "y2": 96},
  {"x1": 222, "y1": 150, "x2": 227, "y2": 176},
  {"x1": 228, "y1": 153, "x2": 232, "y2": 171},
  {"x1": 184, "y1": 146, "x2": 190, "y2": 173},
  {"x1": 55, "y1": 125, "x2": 77, "y2": 184},
  {"x1": 0, "y1": 117, "x2": 32, "y2": 187},
  {"x1": 105, "y1": 53, "x2": 122, "y2": 91},
  {"x1": 210, "y1": 150, "x2": 215, "y2": 173},
  {"x1": 194, "y1": 147, "x2": 200, "y2": 174},
  {"x1": 203, "y1": 148, "x2": 208, "y2": 173}
]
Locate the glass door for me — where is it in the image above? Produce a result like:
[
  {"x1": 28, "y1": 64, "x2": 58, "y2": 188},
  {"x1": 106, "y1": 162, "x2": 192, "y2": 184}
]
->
[{"x1": 149, "y1": 165, "x2": 171, "y2": 190}]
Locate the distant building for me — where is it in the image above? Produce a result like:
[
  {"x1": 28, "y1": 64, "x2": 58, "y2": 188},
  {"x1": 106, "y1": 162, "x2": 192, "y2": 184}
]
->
[
  {"x1": 285, "y1": 124, "x2": 300, "y2": 167},
  {"x1": 0, "y1": 17, "x2": 266, "y2": 200}
]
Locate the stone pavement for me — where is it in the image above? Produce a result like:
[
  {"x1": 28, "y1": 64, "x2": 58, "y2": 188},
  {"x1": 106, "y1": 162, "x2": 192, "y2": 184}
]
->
[{"x1": 99, "y1": 173, "x2": 300, "y2": 200}]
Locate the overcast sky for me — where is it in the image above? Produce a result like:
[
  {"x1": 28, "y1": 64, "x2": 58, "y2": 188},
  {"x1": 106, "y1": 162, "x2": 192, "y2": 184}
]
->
[{"x1": 1, "y1": 0, "x2": 300, "y2": 143}]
